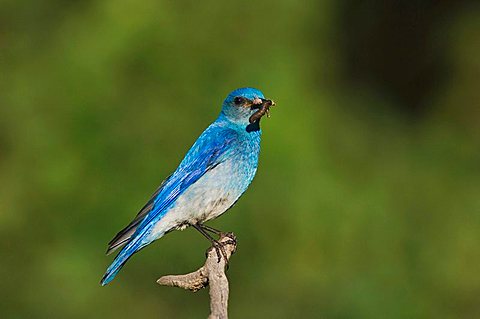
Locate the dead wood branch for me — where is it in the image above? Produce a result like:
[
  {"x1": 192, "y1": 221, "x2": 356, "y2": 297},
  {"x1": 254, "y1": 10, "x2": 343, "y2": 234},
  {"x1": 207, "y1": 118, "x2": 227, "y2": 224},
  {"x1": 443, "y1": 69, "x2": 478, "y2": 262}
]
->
[{"x1": 157, "y1": 233, "x2": 237, "y2": 319}]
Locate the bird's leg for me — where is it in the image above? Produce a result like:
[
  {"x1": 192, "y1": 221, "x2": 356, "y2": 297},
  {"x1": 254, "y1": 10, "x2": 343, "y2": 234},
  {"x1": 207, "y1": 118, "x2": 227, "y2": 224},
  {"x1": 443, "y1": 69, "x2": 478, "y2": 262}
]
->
[
  {"x1": 192, "y1": 224, "x2": 231, "y2": 265},
  {"x1": 199, "y1": 224, "x2": 236, "y2": 249},
  {"x1": 199, "y1": 224, "x2": 222, "y2": 236}
]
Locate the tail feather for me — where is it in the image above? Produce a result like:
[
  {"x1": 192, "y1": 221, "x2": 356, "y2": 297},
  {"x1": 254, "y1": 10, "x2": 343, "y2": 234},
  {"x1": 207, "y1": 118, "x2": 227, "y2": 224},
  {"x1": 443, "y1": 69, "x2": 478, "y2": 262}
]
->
[
  {"x1": 101, "y1": 226, "x2": 169, "y2": 286},
  {"x1": 101, "y1": 236, "x2": 145, "y2": 286}
]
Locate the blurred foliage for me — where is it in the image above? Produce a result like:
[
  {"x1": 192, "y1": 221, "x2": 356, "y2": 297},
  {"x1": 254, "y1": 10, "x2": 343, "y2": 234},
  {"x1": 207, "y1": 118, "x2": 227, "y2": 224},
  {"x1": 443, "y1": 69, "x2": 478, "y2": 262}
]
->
[{"x1": 0, "y1": 0, "x2": 479, "y2": 318}]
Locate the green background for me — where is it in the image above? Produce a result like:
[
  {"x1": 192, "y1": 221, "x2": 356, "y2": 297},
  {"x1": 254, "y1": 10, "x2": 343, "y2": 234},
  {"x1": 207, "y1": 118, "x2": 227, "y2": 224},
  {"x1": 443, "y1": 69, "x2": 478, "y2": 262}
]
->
[{"x1": 1, "y1": 1, "x2": 479, "y2": 318}]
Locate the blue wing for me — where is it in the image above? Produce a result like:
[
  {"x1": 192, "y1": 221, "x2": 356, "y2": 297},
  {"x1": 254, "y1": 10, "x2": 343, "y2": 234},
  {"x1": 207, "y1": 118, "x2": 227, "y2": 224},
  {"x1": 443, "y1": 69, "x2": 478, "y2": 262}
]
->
[
  {"x1": 101, "y1": 124, "x2": 238, "y2": 285},
  {"x1": 134, "y1": 125, "x2": 238, "y2": 238}
]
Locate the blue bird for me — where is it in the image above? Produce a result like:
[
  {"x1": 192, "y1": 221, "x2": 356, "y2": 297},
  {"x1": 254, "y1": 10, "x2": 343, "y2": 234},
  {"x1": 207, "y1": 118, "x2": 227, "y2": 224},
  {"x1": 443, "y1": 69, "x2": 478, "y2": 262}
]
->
[{"x1": 101, "y1": 87, "x2": 275, "y2": 285}]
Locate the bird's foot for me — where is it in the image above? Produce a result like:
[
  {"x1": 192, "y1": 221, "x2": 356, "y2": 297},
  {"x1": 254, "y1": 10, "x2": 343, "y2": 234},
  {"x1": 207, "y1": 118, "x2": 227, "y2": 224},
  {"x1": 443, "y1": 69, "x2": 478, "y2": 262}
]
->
[
  {"x1": 219, "y1": 232, "x2": 236, "y2": 245},
  {"x1": 193, "y1": 223, "x2": 236, "y2": 267},
  {"x1": 206, "y1": 233, "x2": 237, "y2": 268},
  {"x1": 208, "y1": 241, "x2": 228, "y2": 264}
]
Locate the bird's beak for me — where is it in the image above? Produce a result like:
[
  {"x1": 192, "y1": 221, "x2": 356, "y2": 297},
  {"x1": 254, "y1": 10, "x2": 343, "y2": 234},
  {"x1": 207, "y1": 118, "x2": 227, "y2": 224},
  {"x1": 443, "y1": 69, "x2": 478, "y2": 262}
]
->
[{"x1": 252, "y1": 97, "x2": 263, "y2": 105}]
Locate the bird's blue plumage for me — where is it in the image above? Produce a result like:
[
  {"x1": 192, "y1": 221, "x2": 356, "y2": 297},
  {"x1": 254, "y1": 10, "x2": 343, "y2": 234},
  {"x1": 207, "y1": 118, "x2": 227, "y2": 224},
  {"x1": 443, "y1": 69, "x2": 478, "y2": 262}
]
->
[{"x1": 101, "y1": 87, "x2": 269, "y2": 285}]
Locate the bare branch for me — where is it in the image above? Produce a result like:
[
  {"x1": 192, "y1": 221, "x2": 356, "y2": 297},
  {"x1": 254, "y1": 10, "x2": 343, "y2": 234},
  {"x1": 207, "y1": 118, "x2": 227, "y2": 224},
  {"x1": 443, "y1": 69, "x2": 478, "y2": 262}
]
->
[{"x1": 157, "y1": 233, "x2": 237, "y2": 319}]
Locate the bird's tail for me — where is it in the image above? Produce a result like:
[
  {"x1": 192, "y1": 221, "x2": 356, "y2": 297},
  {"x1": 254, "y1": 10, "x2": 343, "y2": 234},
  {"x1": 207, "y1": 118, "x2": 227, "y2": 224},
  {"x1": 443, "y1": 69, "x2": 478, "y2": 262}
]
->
[{"x1": 100, "y1": 233, "x2": 148, "y2": 286}]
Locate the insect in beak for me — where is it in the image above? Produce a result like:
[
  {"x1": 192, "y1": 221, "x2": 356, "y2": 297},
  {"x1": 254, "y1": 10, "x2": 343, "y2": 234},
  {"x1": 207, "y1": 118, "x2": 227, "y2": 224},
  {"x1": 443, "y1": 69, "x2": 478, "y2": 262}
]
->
[{"x1": 249, "y1": 99, "x2": 276, "y2": 124}]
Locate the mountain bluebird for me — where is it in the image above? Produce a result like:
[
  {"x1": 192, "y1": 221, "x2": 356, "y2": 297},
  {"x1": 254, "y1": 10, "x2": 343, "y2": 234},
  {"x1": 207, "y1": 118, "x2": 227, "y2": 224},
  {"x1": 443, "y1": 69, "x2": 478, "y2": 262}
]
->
[{"x1": 101, "y1": 87, "x2": 275, "y2": 285}]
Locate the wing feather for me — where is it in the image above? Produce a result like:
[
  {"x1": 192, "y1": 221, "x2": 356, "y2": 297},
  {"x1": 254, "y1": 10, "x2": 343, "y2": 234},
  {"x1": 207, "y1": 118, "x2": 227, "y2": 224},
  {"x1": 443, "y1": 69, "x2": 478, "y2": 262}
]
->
[{"x1": 106, "y1": 175, "x2": 171, "y2": 254}]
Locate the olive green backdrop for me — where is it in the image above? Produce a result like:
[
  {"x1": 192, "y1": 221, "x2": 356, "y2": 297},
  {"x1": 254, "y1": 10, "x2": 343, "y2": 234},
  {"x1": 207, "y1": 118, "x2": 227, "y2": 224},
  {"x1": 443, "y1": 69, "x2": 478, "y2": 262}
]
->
[{"x1": 1, "y1": 1, "x2": 479, "y2": 318}]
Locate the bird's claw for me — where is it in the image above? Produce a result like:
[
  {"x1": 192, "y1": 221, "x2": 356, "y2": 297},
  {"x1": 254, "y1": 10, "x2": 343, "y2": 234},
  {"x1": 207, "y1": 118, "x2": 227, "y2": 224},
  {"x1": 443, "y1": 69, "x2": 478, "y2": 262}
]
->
[
  {"x1": 220, "y1": 232, "x2": 237, "y2": 242},
  {"x1": 205, "y1": 234, "x2": 237, "y2": 268},
  {"x1": 205, "y1": 241, "x2": 228, "y2": 265}
]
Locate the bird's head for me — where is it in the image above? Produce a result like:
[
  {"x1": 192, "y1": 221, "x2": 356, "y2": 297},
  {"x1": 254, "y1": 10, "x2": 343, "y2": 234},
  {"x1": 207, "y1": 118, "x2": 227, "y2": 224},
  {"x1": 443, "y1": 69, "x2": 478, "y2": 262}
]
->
[{"x1": 221, "y1": 87, "x2": 275, "y2": 128}]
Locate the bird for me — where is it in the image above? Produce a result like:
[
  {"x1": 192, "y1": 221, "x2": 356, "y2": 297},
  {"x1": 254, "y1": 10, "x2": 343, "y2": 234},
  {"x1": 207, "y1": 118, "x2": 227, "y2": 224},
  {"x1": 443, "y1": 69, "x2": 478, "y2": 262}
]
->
[{"x1": 101, "y1": 87, "x2": 275, "y2": 286}]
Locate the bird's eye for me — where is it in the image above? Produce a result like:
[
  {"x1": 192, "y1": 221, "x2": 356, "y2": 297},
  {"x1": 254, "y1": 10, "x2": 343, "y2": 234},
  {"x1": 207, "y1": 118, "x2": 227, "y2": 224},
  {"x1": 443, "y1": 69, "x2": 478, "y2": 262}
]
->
[{"x1": 233, "y1": 97, "x2": 244, "y2": 105}]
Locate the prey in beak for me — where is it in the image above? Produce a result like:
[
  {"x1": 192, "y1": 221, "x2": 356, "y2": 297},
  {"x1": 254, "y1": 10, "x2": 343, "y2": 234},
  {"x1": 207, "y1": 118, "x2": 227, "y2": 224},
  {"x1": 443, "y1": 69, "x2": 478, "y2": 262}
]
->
[{"x1": 249, "y1": 98, "x2": 276, "y2": 124}]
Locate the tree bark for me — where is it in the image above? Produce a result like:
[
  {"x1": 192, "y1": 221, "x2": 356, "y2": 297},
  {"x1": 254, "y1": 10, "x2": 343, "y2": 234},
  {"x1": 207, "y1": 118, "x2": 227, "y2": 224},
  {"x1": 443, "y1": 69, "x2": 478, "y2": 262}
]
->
[{"x1": 157, "y1": 233, "x2": 237, "y2": 319}]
